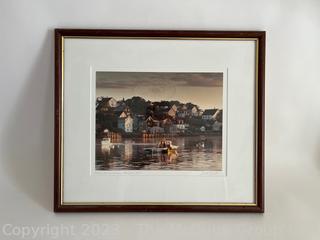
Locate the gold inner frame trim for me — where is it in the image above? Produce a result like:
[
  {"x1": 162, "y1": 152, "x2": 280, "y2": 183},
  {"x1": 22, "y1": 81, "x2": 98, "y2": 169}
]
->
[{"x1": 59, "y1": 36, "x2": 260, "y2": 207}]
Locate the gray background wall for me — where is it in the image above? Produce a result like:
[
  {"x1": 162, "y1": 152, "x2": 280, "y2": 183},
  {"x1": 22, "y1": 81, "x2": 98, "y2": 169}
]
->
[{"x1": 1, "y1": 0, "x2": 320, "y2": 239}]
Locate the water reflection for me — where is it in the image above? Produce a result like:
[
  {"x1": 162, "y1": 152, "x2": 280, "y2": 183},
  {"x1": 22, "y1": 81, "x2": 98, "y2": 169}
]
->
[{"x1": 96, "y1": 136, "x2": 222, "y2": 171}]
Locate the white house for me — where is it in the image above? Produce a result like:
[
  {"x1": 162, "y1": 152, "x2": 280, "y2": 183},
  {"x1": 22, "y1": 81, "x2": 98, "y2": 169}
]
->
[{"x1": 118, "y1": 115, "x2": 133, "y2": 133}]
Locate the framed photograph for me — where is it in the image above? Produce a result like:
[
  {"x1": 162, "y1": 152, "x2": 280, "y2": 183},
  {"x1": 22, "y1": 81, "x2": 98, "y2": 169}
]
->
[{"x1": 54, "y1": 29, "x2": 265, "y2": 212}]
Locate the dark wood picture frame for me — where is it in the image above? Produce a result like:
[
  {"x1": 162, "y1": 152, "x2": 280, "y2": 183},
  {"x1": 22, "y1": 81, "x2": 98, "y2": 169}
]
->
[{"x1": 54, "y1": 29, "x2": 265, "y2": 213}]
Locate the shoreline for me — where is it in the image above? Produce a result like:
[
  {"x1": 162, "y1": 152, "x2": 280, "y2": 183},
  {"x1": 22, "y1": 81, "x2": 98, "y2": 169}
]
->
[{"x1": 97, "y1": 132, "x2": 222, "y2": 141}]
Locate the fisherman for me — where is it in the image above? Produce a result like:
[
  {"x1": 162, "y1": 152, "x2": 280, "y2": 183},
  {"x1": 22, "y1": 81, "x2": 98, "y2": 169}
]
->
[{"x1": 158, "y1": 140, "x2": 165, "y2": 148}]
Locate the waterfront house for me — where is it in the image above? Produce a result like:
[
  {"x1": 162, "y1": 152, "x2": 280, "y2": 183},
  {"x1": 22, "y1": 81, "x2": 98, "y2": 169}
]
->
[
  {"x1": 171, "y1": 104, "x2": 178, "y2": 112},
  {"x1": 115, "y1": 106, "x2": 131, "y2": 120},
  {"x1": 177, "y1": 103, "x2": 200, "y2": 118},
  {"x1": 161, "y1": 117, "x2": 173, "y2": 126},
  {"x1": 167, "y1": 108, "x2": 176, "y2": 118},
  {"x1": 146, "y1": 101, "x2": 178, "y2": 121},
  {"x1": 176, "y1": 104, "x2": 188, "y2": 118},
  {"x1": 181, "y1": 104, "x2": 188, "y2": 111},
  {"x1": 117, "y1": 115, "x2": 133, "y2": 133},
  {"x1": 161, "y1": 117, "x2": 174, "y2": 133},
  {"x1": 202, "y1": 109, "x2": 218, "y2": 120},
  {"x1": 114, "y1": 104, "x2": 126, "y2": 113},
  {"x1": 106, "y1": 97, "x2": 118, "y2": 108},
  {"x1": 189, "y1": 106, "x2": 200, "y2": 116},
  {"x1": 118, "y1": 111, "x2": 127, "y2": 118},
  {"x1": 145, "y1": 116, "x2": 160, "y2": 127},
  {"x1": 177, "y1": 110, "x2": 186, "y2": 118},
  {"x1": 133, "y1": 115, "x2": 145, "y2": 132},
  {"x1": 175, "y1": 122, "x2": 189, "y2": 133},
  {"x1": 153, "y1": 101, "x2": 177, "y2": 119},
  {"x1": 173, "y1": 118, "x2": 188, "y2": 133},
  {"x1": 96, "y1": 97, "x2": 118, "y2": 112},
  {"x1": 148, "y1": 126, "x2": 165, "y2": 134}
]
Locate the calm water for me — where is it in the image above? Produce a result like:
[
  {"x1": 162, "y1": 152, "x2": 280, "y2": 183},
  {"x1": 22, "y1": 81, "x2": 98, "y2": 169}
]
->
[{"x1": 96, "y1": 135, "x2": 222, "y2": 171}]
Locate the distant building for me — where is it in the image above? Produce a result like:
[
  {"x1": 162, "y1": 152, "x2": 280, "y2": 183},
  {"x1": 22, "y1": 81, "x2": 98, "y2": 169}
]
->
[
  {"x1": 181, "y1": 104, "x2": 188, "y2": 111},
  {"x1": 152, "y1": 102, "x2": 177, "y2": 119},
  {"x1": 213, "y1": 109, "x2": 222, "y2": 122},
  {"x1": 118, "y1": 111, "x2": 128, "y2": 118},
  {"x1": 161, "y1": 118, "x2": 174, "y2": 133},
  {"x1": 202, "y1": 109, "x2": 218, "y2": 120},
  {"x1": 177, "y1": 111, "x2": 186, "y2": 118},
  {"x1": 161, "y1": 117, "x2": 173, "y2": 126},
  {"x1": 175, "y1": 123, "x2": 189, "y2": 133},
  {"x1": 106, "y1": 97, "x2": 118, "y2": 108},
  {"x1": 177, "y1": 104, "x2": 188, "y2": 118},
  {"x1": 167, "y1": 108, "x2": 176, "y2": 118},
  {"x1": 96, "y1": 96, "x2": 222, "y2": 135},
  {"x1": 148, "y1": 126, "x2": 165, "y2": 134},
  {"x1": 133, "y1": 115, "x2": 145, "y2": 132},
  {"x1": 145, "y1": 116, "x2": 160, "y2": 127},
  {"x1": 118, "y1": 115, "x2": 133, "y2": 133},
  {"x1": 96, "y1": 97, "x2": 118, "y2": 112},
  {"x1": 171, "y1": 104, "x2": 178, "y2": 112},
  {"x1": 176, "y1": 104, "x2": 200, "y2": 117},
  {"x1": 212, "y1": 121, "x2": 222, "y2": 131},
  {"x1": 115, "y1": 105, "x2": 131, "y2": 117},
  {"x1": 189, "y1": 106, "x2": 199, "y2": 116},
  {"x1": 114, "y1": 104, "x2": 125, "y2": 112}
]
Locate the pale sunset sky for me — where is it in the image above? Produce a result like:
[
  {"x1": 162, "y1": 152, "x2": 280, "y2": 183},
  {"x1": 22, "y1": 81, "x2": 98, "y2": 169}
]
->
[{"x1": 96, "y1": 72, "x2": 223, "y2": 109}]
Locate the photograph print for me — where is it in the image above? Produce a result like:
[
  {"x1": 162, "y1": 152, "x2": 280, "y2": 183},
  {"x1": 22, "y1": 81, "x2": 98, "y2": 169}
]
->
[{"x1": 95, "y1": 72, "x2": 224, "y2": 171}]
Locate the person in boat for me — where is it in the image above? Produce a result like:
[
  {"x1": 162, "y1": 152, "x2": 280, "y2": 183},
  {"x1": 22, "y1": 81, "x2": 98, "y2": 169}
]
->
[
  {"x1": 157, "y1": 139, "x2": 178, "y2": 151},
  {"x1": 158, "y1": 140, "x2": 166, "y2": 148}
]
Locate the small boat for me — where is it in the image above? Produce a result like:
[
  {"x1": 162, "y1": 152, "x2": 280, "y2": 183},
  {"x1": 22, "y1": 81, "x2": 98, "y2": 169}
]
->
[
  {"x1": 195, "y1": 142, "x2": 205, "y2": 149},
  {"x1": 163, "y1": 140, "x2": 178, "y2": 150},
  {"x1": 144, "y1": 140, "x2": 178, "y2": 154},
  {"x1": 144, "y1": 147, "x2": 168, "y2": 154}
]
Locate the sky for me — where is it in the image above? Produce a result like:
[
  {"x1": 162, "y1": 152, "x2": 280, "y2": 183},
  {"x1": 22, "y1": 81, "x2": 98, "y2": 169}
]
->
[{"x1": 96, "y1": 72, "x2": 223, "y2": 109}]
